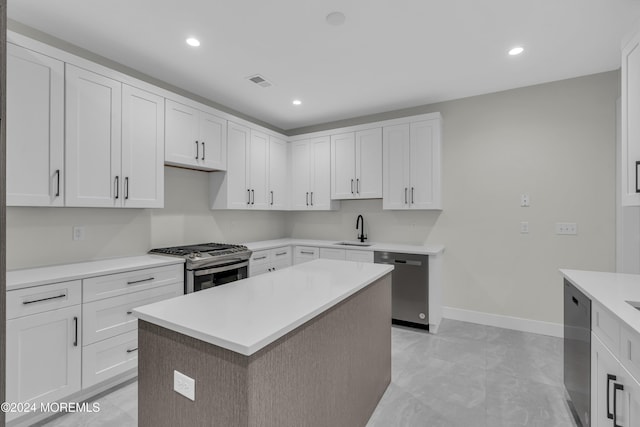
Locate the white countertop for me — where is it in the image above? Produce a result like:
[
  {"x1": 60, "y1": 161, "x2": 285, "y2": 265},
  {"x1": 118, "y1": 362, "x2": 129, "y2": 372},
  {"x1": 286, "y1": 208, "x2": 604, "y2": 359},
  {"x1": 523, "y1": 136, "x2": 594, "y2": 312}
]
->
[
  {"x1": 133, "y1": 259, "x2": 394, "y2": 356},
  {"x1": 561, "y1": 269, "x2": 640, "y2": 334},
  {"x1": 244, "y1": 238, "x2": 444, "y2": 256},
  {"x1": 7, "y1": 255, "x2": 185, "y2": 291}
]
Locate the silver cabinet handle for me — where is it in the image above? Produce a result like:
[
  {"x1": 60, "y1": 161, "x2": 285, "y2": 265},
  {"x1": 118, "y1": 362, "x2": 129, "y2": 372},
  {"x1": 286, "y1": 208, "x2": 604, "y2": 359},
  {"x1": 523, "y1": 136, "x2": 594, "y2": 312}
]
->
[
  {"x1": 202, "y1": 142, "x2": 205, "y2": 160},
  {"x1": 310, "y1": 191, "x2": 314, "y2": 206},
  {"x1": 195, "y1": 141, "x2": 199, "y2": 159},
  {"x1": 251, "y1": 189, "x2": 255, "y2": 205},
  {"x1": 125, "y1": 177, "x2": 129, "y2": 200},
  {"x1": 126, "y1": 311, "x2": 133, "y2": 315},
  {"x1": 411, "y1": 187, "x2": 414, "y2": 204},
  {"x1": 253, "y1": 256, "x2": 268, "y2": 261},
  {"x1": 300, "y1": 250, "x2": 314, "y2": 255},
  {"x1": 275, "y1": 251, "x2": 287, "y2": 256},
  {"x1": 306, "y1": 192, "x2": 309, "y2": 206},
  {"x1": 404, "y1": 187, "x2": 407, "y2": 204},
  {"x1": 126, "y1": 347, "x2": 138, "y2": 353},
  {"x1": 357, "y1": 178, "x2": 360, "y2": 194},
  {"x1": 54, "y1": 169, "x2": 61, "y2": 197},
  {"x1": 127, "y1": 277, "x2": 155, "y2": 285},
  {"x1": 247, "y1": 189, "x2": 251, "y2": 205},
  {"x1": 114, "y1": 176, "x2": 120, "y2": 199},
  {"x1": 271, "y1": 191, "x2": 274, "y2": 205},
  {"x1": 23, "y1": 293, "x2": 66, "y2": 305},
  {"x1": 351, "y1": 179, "x2": 354, "y2": 194}
]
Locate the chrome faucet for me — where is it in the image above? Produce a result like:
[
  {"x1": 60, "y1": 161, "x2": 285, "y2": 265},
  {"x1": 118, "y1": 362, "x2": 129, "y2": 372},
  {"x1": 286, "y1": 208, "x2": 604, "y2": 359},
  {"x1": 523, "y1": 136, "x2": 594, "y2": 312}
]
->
[{"x1": 356, "y1": 215, "x2": 367, "y2": 243}]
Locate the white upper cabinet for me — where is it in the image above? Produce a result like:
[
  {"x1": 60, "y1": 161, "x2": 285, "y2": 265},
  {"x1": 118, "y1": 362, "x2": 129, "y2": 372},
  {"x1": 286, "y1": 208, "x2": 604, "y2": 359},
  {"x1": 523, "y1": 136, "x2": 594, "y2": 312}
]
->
[
  {"x1": 331, "y1": 128, "x2": 382, "y2": 200},
  {"x1": 65, "y1": 64, "x2": 165, "y2": 208},
  {"x1": 383, "y1": 116, "x2": 442, "y2": 210},
  {"x1": 121, "y1": 85, "x2": 165, "y2": 208},
  {"x1": 622, "y1": 29, "x2": 640, "y2": 206},
  {"x1": 291, "y1": 137, "x2": 340, "y2": 211},
  {"x1": 269, "y1": 136, "x2": 289, "y2": 209},
  {"x1": 210, "y1": 122, "x2": 287, "y2": 210},
  {"x1": 165, "y1": 99, "x2": 227, "y2": 171},
  {"x1": 6, "y1": 43, "x2": 64, "y2": 206},
  {"x1": 65, "y1": 64, "x2": 122, "y2": 207}
]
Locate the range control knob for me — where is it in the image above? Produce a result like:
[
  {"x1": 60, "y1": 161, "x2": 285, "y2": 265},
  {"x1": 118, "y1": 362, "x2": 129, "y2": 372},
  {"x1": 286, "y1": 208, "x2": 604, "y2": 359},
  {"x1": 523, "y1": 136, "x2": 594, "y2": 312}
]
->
[
  {"x1": 419, "y1": 313, "x2": 426, "y2": 320},
  {"x1": 188, "y1": 252, "x2": 202, "y2": 259}
]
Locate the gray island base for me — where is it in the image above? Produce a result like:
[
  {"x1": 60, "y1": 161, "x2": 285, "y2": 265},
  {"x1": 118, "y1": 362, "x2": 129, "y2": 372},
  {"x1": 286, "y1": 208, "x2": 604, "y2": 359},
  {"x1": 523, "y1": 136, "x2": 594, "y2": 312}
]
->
[{"x1": 137, "y1": 272, "x2": 391, "y2": 427}]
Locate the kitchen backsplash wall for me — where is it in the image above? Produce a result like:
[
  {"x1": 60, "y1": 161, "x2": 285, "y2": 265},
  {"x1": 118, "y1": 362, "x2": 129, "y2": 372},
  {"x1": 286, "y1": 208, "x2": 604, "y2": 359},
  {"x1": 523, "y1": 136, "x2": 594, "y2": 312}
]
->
[
  {"x1": 290, "y1": 70, "x2": 619, "y2": 326},
  {"x1": 6, "y1": 167, "x2": 289, "y2": 270}
]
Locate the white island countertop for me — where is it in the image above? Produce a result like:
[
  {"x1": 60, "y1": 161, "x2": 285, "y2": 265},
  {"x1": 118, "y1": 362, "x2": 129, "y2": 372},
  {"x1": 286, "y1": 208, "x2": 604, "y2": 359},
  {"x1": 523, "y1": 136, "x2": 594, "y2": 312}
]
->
[
  {"x1": 244, "y1": 238, "x2": 444, "y2": 256},
  {"x1": 133, "y1": 259, "x2": 394, "y2": 356},
  {"x1": 561, "y1": 269, "x2": 640, "y2": 334}
]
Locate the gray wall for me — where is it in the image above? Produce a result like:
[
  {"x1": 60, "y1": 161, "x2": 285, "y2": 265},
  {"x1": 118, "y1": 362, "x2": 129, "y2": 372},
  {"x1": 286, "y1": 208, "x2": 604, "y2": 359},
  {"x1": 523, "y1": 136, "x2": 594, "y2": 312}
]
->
[{"x1": 289, "y1": 71, "x2": 619, "y2": 325}]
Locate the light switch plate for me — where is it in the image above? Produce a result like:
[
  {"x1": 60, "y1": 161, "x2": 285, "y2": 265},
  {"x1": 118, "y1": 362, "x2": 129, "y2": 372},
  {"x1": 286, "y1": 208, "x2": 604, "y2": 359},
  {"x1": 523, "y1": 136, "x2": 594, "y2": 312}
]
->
[
  {"x1": 174, "y1": 370, "x2": 195, "y2": 401},
  {"x1": 72, "y1": 226, "x2": 85, "y2": 241},
  {"x1": 520, "y1": 194, "x2": 530, "y2": 207},
  {"x1": 520, "y1": 221, "x2": 529, "y2": 234},
  {"x1": 556, "y1": 222, "x2": 578, "y2": 235}
]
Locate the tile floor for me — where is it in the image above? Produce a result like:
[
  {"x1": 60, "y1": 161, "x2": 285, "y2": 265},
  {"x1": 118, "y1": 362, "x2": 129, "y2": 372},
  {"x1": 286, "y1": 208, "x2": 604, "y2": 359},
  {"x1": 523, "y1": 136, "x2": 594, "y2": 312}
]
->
[{"x1": 37, "y1": 319, "x2": 577, "y2": 427}]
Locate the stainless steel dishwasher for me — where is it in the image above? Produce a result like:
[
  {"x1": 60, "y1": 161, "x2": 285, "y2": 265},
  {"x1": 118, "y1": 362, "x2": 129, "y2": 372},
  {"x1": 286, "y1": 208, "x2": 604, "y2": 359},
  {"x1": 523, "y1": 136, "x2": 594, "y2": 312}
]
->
[
  {"x1": 374, "y1": 251, "x2": 429, "y2": 329},
  {"x1": 564, "y1": 279, "x2": 591, "y2": 427}
]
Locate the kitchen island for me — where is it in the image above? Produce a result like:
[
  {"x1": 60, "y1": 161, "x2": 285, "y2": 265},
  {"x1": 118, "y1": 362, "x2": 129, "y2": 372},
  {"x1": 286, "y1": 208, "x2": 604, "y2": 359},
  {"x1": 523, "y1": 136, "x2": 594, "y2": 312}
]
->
[{"x1": 133, "y1": 259, "x2": 394, "y2": 427}]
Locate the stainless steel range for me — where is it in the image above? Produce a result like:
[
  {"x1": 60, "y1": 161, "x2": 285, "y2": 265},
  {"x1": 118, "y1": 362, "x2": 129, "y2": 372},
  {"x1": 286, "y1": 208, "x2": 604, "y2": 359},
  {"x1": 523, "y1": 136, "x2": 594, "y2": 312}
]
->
[{"x1": 149, "y1": 243, "x2": 252, "y2": 293}]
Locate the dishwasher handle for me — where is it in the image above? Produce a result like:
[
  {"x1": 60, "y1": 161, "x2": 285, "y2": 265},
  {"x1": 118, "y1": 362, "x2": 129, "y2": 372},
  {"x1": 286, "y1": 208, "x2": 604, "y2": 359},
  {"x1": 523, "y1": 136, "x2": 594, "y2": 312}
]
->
[{"x1": 377, "y1": 259, "x2": 422, "y2": 266}]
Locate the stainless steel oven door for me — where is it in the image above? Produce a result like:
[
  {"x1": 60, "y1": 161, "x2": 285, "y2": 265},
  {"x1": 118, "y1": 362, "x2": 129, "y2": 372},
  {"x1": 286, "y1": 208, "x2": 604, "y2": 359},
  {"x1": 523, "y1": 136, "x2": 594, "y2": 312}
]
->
[{"x1": 186, "y1": 260, "x2": 249, "y2": 293}]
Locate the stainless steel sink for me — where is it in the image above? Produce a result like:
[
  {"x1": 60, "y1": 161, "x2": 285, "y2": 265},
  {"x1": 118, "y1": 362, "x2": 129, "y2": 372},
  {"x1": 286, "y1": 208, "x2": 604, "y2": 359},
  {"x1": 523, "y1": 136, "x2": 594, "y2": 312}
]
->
[
  {"x1": 627, "y1": 301, "x2": 640, "y2": 311},
  {"x1": 334, "y1": 241, "x2": 372, "y2": 247}
]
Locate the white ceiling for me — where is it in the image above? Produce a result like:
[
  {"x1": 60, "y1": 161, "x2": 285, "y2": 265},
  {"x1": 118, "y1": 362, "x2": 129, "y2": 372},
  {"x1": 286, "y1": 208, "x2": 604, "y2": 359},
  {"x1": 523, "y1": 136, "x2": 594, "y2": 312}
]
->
[{"x1": 8, "y1": 0, "x2": 640, "y2": 131}]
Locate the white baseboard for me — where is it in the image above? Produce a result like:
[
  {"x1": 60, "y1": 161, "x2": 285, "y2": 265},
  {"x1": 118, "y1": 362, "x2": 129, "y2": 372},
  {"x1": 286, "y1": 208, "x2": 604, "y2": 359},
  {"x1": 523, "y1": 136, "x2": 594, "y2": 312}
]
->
[{"x1": 442, "y1": 306, "x2": 563, "y2": 338}]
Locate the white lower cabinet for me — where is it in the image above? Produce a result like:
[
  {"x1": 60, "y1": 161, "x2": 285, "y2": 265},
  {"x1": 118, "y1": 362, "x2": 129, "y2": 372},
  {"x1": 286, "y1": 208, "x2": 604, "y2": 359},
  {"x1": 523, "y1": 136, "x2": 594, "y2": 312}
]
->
[
  {"x1": 294, "y1": 246, "x2": 320, "y2": 264},
  {"x1": 82, "y1": 330, "x2": 138, "y2": 388},
  {"x1": 249, "y1": 246, "x2": 292, "y2": 276},
  {"x1": 345, "y1": 250, "x2": 374, "y2": 263},
  {"x1": 592, "y1": 332, "x2": 640, "y2": 427},
  {"x1": 6, "y1": 281, "x2": 82, "y2": 422}
]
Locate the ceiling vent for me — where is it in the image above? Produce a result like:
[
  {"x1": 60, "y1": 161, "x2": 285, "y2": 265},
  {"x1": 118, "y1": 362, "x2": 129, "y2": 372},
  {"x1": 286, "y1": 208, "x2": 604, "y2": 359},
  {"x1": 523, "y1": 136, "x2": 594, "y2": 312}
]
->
[{"x1": 246, "y1": 74, "x2": 273, "y2": 88}]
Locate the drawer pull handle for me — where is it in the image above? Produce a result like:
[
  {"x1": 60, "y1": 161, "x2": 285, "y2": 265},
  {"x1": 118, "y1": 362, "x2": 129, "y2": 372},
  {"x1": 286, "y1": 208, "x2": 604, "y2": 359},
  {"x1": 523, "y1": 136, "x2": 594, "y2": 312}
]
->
[
  {"x1": 275, "y1": 252, "x2": 287, "y2": 256},
  {"x1": 572, "y1": 296, "x2": 578, "y2": 306},
  {"x1": 253, "y1": 256, "x2": 268, "y2": 261},
  {"x1": 23, "y1": 293, "x2": 67, "y2": 305},
  {"x1": 127, "y1": 277, "x2": 155, "y2": 285},
  {"x1": 300, "y1": 251, "x2": 314, "y2": 255},
  {"x1": 127, "y1": 311, "x2": 133, "y2": 315},
  {"x1": 126, "y1": 347, "x2": 138, "y2": 353}
]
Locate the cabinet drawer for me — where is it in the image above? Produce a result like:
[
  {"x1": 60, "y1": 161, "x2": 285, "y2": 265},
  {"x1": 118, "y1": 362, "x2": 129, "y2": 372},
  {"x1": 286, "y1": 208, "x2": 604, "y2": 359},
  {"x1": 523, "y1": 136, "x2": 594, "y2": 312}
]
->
[
  {"x1": 319, "y1": 248, "x2": 346, "y2": 260},
  {"x1": 621, "y1": 323, "x2": 640, "y2": 381},
  {"x1": 83, "y1": 283, "x2": 182, "y2": 345},
  {"x1": 345, "y1": 250, "x2": 374, "y2": 263},
  {"x1": 250, "y1": 250, "x2": 271, "y2": 265},
  {"x1": 83, "y1": 264, "x2": 183, "y2": 302},
  {"x1": 294, "y1": 246, "x2": 319, "y2": 264},
  {"x1": 593, "y1": 300, "x2": 620, "y2": 357},
  {"x1": 271, "y1": 246, "x2": 291, "y2": 262},
  {"x1": 82, "y1": 330, "x2": 138, "y2": 389},
  {"x1": 7, "y1": 280, "x2": 81, "y2": 319}
]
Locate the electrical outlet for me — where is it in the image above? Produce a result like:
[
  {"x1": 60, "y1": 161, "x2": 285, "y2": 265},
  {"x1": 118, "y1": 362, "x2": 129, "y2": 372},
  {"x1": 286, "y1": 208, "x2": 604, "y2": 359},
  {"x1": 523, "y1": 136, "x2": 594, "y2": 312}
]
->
[
  {"x1": 556, "y1": 222, "x2": 578, "y2": 235},
  {"x1": 72, "y1": 226, "x2": 86, "y2": 241},
  {"x1": 520, "y1": 221, "x2": 529, "y2": 234},
  {"x1": 174, "y1": 370, "x2": 195, "y2": 401},
  {"x1": 520, "y1": 194, "x2": 530, "y2": 207}
]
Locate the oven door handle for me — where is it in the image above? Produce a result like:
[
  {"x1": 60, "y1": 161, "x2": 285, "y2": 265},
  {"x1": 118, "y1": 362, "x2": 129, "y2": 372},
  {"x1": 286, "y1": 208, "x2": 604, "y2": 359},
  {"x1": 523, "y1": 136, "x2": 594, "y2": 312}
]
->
[{"x1": 193, "y1": 260, "x2": 249, "y2": 276}]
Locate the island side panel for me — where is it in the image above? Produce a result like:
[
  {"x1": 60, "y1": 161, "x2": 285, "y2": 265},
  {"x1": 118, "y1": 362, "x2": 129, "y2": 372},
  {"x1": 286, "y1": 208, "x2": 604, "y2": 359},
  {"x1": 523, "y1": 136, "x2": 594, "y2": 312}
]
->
[
  {"x1": 137, "y1": 320, "x2": 250, "y2": 427},
  {"x1": 247, "y1": 273, "x2": 392, "y2": 427}
]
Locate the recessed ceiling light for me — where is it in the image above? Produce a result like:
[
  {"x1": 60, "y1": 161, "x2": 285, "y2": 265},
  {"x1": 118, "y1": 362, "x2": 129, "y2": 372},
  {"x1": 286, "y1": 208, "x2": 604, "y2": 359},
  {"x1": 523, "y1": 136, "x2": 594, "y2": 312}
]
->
[
  {"x1": 508, "y1": 46, "x2": 524, "y2": 56},
  {"x1": 326, "y1": 11, "x2": 346, "y2": 26},
  {"x1": 186, "y1": 37, "x2": 200, "y2": 47},
  {"x1": 292, "y1": 100, "x2": 302, "y2": 106}
]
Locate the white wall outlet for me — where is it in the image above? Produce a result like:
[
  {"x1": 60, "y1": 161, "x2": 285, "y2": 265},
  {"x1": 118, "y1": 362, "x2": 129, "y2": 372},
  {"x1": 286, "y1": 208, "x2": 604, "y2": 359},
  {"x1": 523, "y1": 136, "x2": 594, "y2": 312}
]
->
[
  {"x1": 520, "y1": 194, "x2": 530, "y2": 207},
  {"x1": 72, "y1": 226, "x2": 86, "y2": 241},
  {"x1": 556, "y1": 222, "x2": 578, "y2": 235},
  {"x1": 520, "y1": 221, "x2": 529, "y2": 234},
  {"x1": 174, "y1": 370, "x2": 195, "y2": 401}
]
